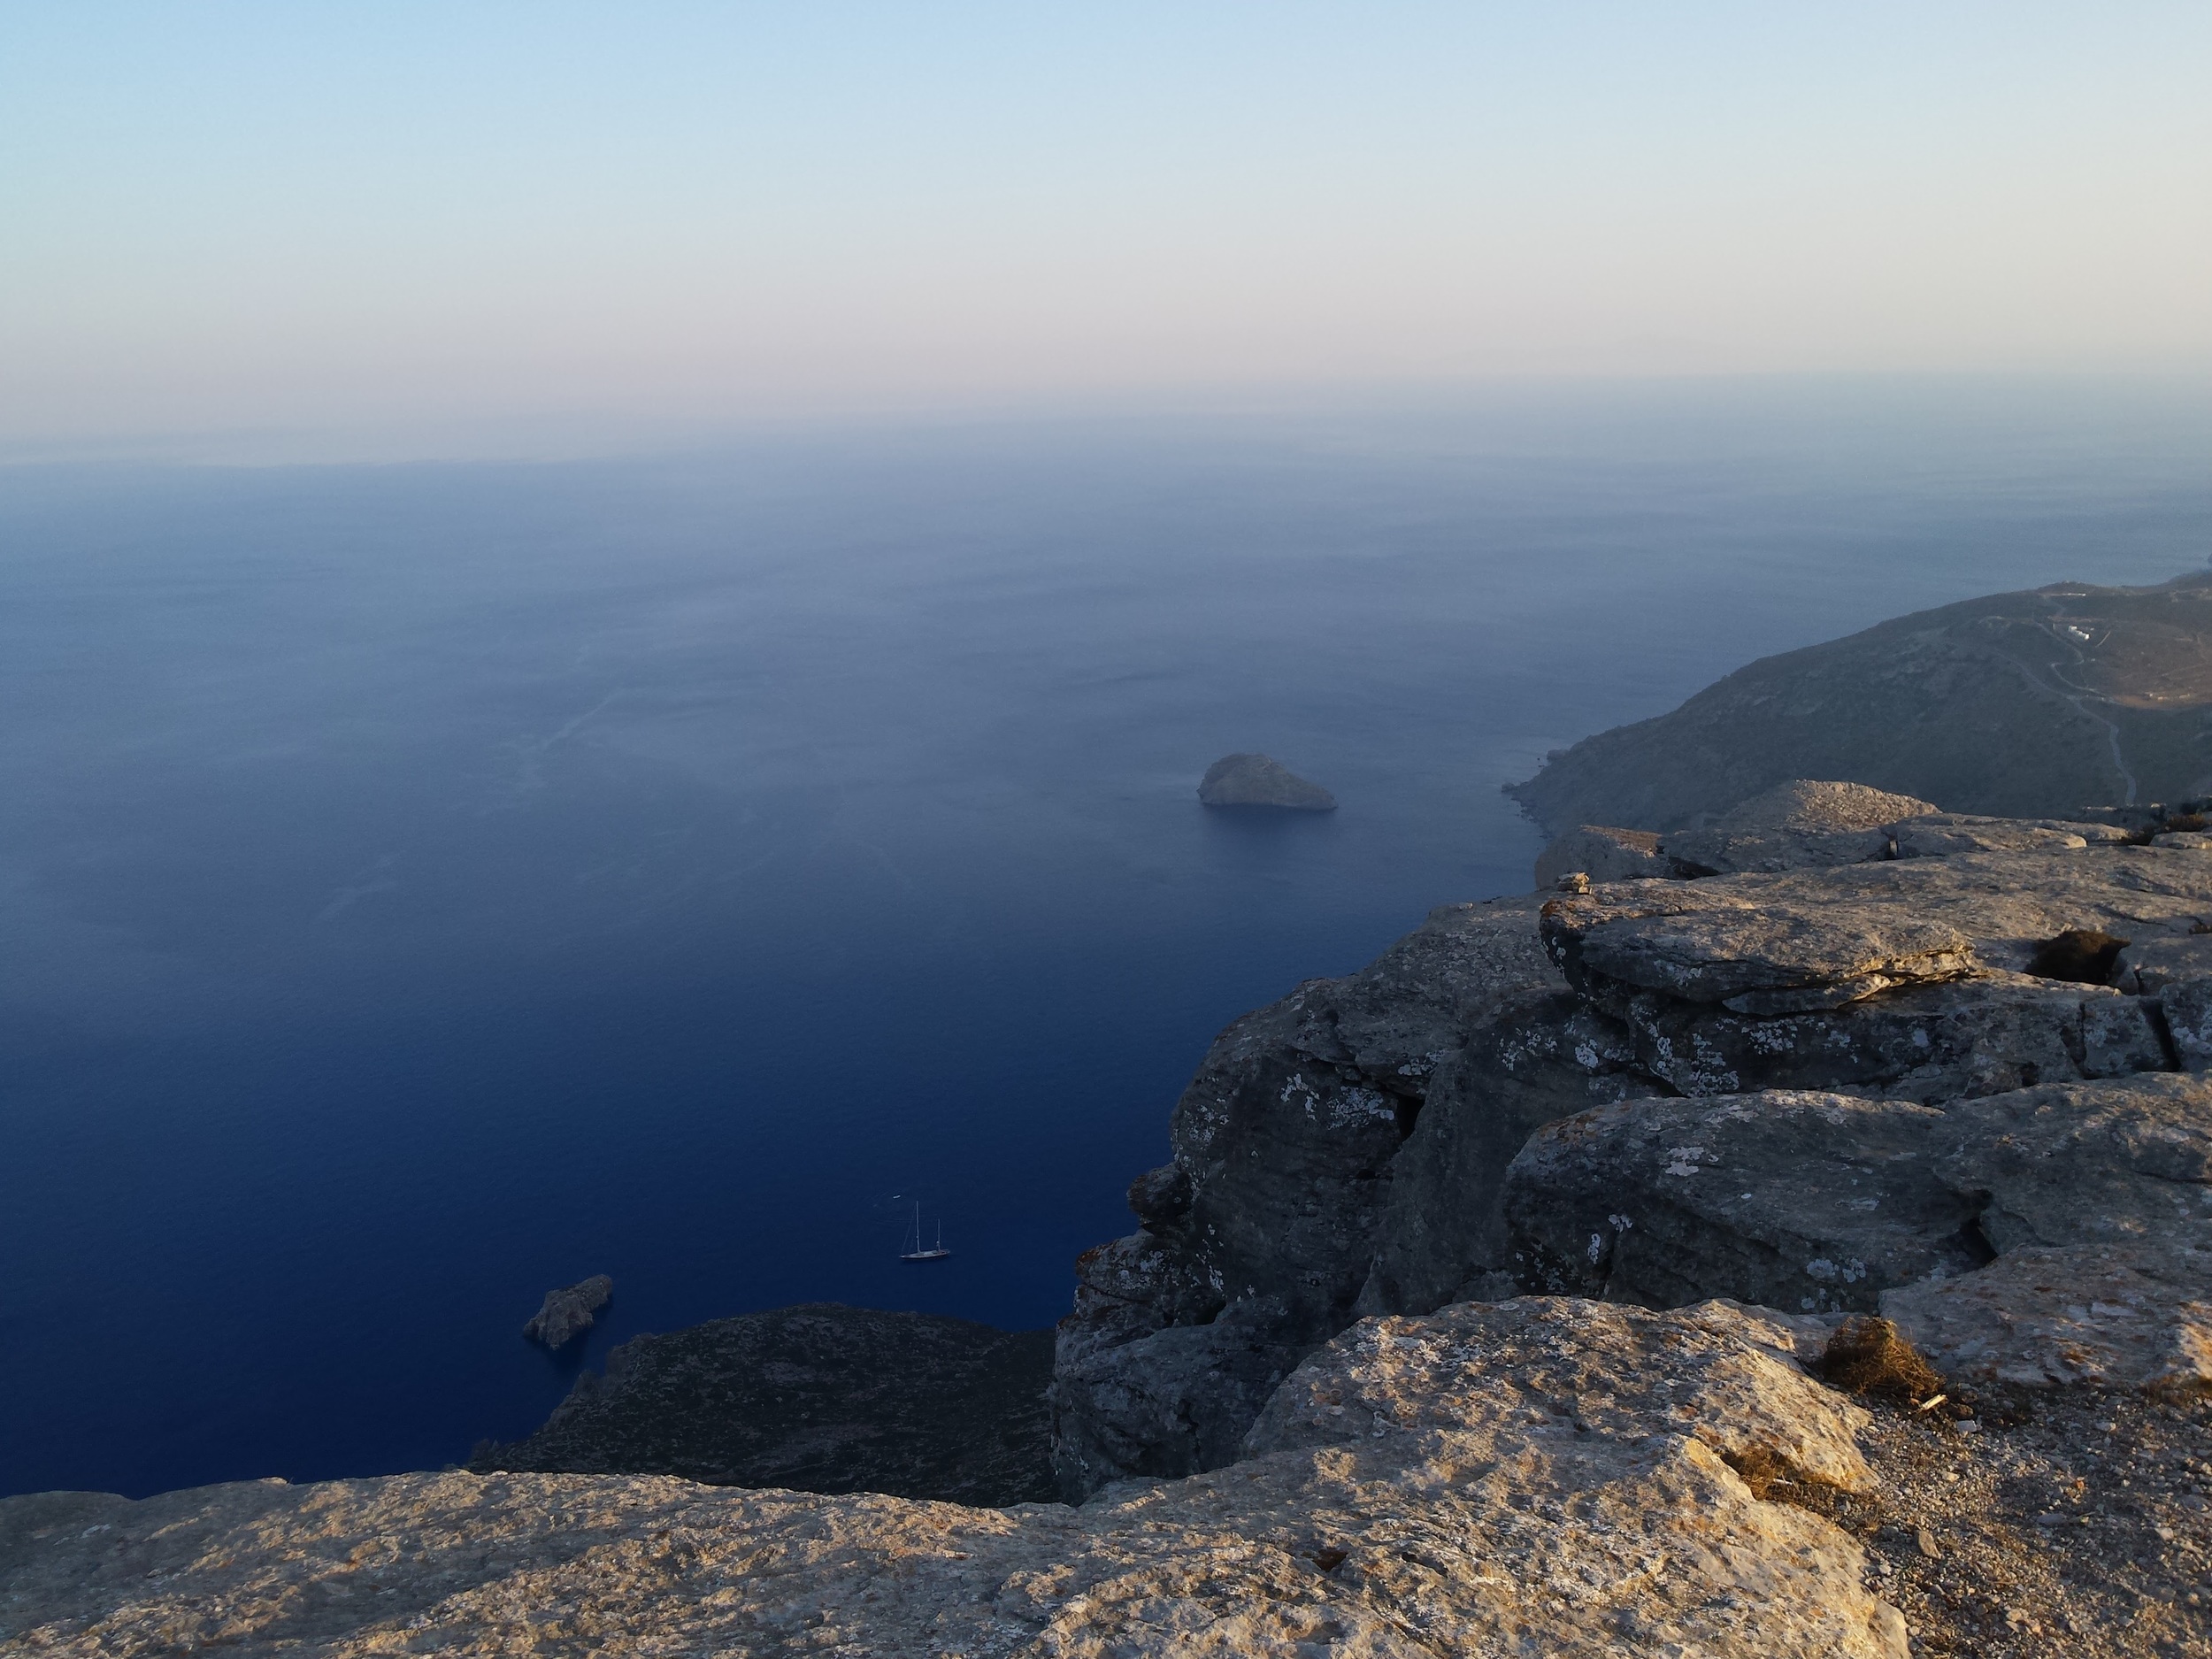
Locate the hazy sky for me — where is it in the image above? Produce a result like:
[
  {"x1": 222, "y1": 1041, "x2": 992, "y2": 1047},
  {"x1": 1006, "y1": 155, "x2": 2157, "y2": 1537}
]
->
[{"x1": 4, "y1": 3, "x2": 2210, "y2": 456}]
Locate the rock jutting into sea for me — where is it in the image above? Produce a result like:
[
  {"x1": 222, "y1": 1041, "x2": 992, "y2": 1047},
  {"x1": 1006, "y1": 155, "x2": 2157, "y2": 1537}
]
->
[
  {"x1": 1197, "y1": 752, "x2": 1337, "y2": 810},
  {"x1": 1507, "y1": 573, "x2": 2212, "y2": 833},
  {"x1": 473, "y1": 1303, "x2": 1055, "y2": 1507},
  {"x1": 522, "y1": 1274, "x2": 613, "y2": 1349}
]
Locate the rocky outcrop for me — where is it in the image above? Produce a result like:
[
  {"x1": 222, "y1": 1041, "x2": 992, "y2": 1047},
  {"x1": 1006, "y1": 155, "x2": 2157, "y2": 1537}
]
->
[
  {"x1": 1532, "y1": 823, "x2": 1667, "y2": 887},
  {"x1": 1507, "y1": 574, "x2": 2212, "y2": 833},
  {"x1": 1881, "y1": 1240, "x2": 2212, "y2": 1396},
  {"x1": 474, "y1": 1304, "x2": 1056, "y2": 1507},
  {"x1": 523, "y1": 1275, "x2": 612, "y2": 1348},
  {"x1": 1055, "y1": 810, "x2": 2212, "y2": 1501},
  {"x1": 1663, "y1": 780, "x2": 1941, "y2": 877},
  {"x1": 1502, "y1": 1074, "x2": 2212, "y2": 1313},
  {"x1": 1531, "y1": 780, "x2": 2132, "y2": 893},
  {"x1": 1, "y1": 1297, "x2": 1911, "y2": 1658},
  {"x1": 1197, "y1": 752, "x2": 1336, "y2": 810},
  {"x1": 1050, "y1": 893, "x2": 1626, "y2": 1497}
]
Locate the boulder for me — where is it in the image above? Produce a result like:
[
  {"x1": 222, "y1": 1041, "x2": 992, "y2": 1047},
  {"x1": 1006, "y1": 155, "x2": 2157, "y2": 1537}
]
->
[
  {"x1": 1502, "y1": 1090, "x2": 1986, "y2": 1315},
  {"x1": 523, "y1": 1275, "x2": 612, "y2": 1349},
  {"x1": 1543, "y1": 887, "x2": 1979, "y2": 1013},
  {"x1": 1663, "y1": 780, "x2": 1939, "y2": 876},
  {"x1": 1597, "y1": 972, "x2": 2168, "y2": 1102},
  {"x1": 1936, "y1": 1073, "x2": 2212, "y2": 1253},
  {"x1": 1197, "y1": 753, "x2": 1335, "y2": 810},
  {"x1": 1503, "y1": 1074, "x2": 2212, "y2": 1320},
  {"x1": 1245, "y1": 1295, "x2": 1873, "y2": 1494},
  {"x1": 1532, "y1": 824, "x2": 1667, "y2": 889},
  {"x1": 1882, "y1": 1240, "x2": 2212, "y2": 1397},
  {"x1": 1891, "y1": 813, "x2": 2134, "y2": 859}
]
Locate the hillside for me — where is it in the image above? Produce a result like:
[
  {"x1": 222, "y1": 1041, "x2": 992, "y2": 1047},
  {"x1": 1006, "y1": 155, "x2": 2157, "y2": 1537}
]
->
[{"x1": 1507, "y1": 573, "x2": 2212, "y2": 833}]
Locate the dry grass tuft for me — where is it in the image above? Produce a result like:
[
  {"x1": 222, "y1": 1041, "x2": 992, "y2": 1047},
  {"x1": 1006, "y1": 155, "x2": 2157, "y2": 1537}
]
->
[{"x1": 1817, "y1": 1316, "x2": 1946, "y2": 1407}]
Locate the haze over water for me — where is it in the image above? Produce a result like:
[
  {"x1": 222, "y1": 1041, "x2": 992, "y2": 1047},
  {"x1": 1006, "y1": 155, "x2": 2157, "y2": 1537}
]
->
[{"x1": 4, "y1": 380, "x2": 2211, "y2": 1500}]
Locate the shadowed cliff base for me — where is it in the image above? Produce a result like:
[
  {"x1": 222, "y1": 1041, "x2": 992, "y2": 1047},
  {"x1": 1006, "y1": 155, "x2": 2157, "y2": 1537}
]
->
[
  {"x1": 1508, "y1": 572, "x2": 2212, "y2": 834},
  {"x1": 470, "y1": 1302, "x2": 1055, "y2": 1507}
]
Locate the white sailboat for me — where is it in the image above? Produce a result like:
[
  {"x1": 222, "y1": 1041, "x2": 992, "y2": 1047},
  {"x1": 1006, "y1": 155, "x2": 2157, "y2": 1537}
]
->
[{"x1": 899, "y1": 1201, "x2": 952, "y2": 1263}]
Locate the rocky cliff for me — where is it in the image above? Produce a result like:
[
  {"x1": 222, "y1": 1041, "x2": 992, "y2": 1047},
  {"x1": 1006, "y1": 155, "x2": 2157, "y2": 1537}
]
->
[
  {"x1": 9, "y1": 792, "x2": 2212, "y2": 1656},
  {"x1": 1051, "y1": 787, "x2": 2212, "y2": 1514},
  {"x1": 1508, "y1": 573, "x2": 2212, "y2": 833}
]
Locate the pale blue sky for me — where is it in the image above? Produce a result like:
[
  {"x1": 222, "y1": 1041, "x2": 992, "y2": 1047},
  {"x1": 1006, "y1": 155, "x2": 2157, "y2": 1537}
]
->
[{"x1": 4, "y1": 3, "x2": 2209, "y2": 456}]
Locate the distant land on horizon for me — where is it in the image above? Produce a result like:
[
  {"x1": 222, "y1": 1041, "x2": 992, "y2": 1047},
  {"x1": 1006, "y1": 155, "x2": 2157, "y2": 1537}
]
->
[{"x1": 1509, "y1": 572, "x2": 2212, "y2": 835}]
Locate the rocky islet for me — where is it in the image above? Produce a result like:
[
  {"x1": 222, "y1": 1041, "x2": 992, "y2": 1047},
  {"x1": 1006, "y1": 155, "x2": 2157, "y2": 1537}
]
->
[
  {"x1": 1196, "y1": 751, "x2": 1338, "y2": 810},
  {"x1": 522, "y1": 1275, "x2": 613, "y2": 1350}
]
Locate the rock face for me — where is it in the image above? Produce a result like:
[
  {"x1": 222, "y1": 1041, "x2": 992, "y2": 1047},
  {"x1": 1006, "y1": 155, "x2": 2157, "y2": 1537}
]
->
[
  {"x1": 1532, "y1": 823, "x2": 1667, "y2": 887},
  {"x1": 1054, "y1": 806, "x2": 2212, "y2": 1502},
  {"x1": 523, "y1": 1275, "x2": 612, "y2": 1349},
  {"x1": 474, "y1": 1303, "x2": 1056, "y2": 1507},
  {"x1": 1050, "y1": 892, "x2": 1644, "y2": 1497},
  {"x1": 0, "y1": 1297, "x2": 1909, "y2": 1659},
  {"x1": 1197, "y1": 752, "x2": 1337, "y2": 810},
  {"x1": 1663, "y1": 780, "x2": 1942, "y2": 877},
  {"x1": 1880, "y1": 1240, "x2": 2212, "y2": 1395},
  {"x1": 1503, "y1": 1075, "x2": 2212, "y2": 1316},
  {"x1": 1507, "y1": 574, "x2": 2212, "y2": 833}
]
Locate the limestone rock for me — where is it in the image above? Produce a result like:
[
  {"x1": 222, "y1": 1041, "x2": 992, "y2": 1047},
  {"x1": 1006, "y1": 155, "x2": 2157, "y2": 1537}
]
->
[
  {"x1": 1502, "y1": 1090, "x2": 1985, "y2": 1315},
  {"x1": 476, "y1": 1303, "x2": 1056, "y2": 1506},
  {"x1": 1595, "y1": 971, "x2": 2167, "y2": 1102},
  {"x1": 1197, "y1": 753, "x2": 1336, "y2": 810},
  {"x1": 1882, "y1": 1240, "x2": 2212, "y2": 1397},
  {"x1": 1532, "y1": 824, "x2": 1666, "y2": 889},
  {"x1": 1050, "y1": 895, "x2": 1572, "y2": 1497},
  {"x1": 1663, "y1": 780, "x2": 1939, "y2": 876},
  {"x1": 523, "y1": 1274, "x2": 612, "y2": 1348},
  {"x1": 1503, "y1": 1074, "x2": 2212, "y2": 1319},
  {"x1": 1, "y1": 1300, "x2": 1909, "y2": 1658},
  {"x1": 1056, "y1": 831, "x2": 2212, "y2": 1506},
  {"x1": 2115, "y1": 933, "x2": 2212, "y2": 1068},
  {"x1": 1936, "y1": 1073, "x2": 2212, "y2": 1254},
  {"x1": 1245, "y1": 1295, "x2": 1874, "y2": 1494},
  {"x1": 1357, "y1": 991, "x2": 1655, "y2": 1316},
  {"x1": 1543, "y1": 886, "x2": 1979, "y2": 1013},
  {"x1": 1505, "y1": 574, "x2": 2212, "y2": 833},
  {"x1": 1891, "y1": 813, "x2": 2135, "y2": 859}
]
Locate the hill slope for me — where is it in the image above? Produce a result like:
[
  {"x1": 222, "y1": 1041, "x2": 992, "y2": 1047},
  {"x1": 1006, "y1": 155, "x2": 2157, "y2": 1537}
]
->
[{"x1": 1508, "y1": 573, "x2": 2212, "y2": 833}]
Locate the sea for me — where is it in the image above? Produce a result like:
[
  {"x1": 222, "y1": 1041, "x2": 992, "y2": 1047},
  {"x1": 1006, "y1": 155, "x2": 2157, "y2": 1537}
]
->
[{"x1": 4, "y1": 378, "x2": 2210, "y2": 1500}]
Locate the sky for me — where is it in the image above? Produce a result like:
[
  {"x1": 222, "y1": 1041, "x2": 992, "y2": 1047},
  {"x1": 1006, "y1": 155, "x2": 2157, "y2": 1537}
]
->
[{"x1": 4, "y1": 3, "x2": 2210, "y2": 458}]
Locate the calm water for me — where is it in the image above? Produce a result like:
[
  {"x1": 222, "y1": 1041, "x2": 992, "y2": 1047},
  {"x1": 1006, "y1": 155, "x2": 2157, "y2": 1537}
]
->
[{"x1": 4, "y1": 380, "x2": 2210, "y2": 1499}]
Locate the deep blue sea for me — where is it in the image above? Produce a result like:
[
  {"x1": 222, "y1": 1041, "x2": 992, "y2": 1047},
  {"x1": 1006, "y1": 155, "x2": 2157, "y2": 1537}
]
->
[{"x1": 4, "y1": 380, "x2": 2210, "y2": 1499}]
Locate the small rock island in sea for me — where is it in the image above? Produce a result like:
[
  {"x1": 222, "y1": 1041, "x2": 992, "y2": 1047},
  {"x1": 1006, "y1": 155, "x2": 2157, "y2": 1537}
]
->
[
  {"x1": 1197, "y1": 752, "x2": 1336, "y2": 810},
  {"x1": 523, "y1": 1274, "x2": 613, "y2": 1349}
]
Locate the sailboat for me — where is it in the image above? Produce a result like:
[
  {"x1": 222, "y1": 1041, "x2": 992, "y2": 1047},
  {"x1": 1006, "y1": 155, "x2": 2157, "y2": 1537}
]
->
[{"x1": 899, "y1": 1201, "x2": 952, "y2": 1263}]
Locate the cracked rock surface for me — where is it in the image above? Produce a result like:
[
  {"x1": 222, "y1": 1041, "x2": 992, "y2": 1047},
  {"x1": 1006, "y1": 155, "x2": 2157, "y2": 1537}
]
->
[{"x1": 1, "y1": 1298, "x2": 1909, "y2": 1659}]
